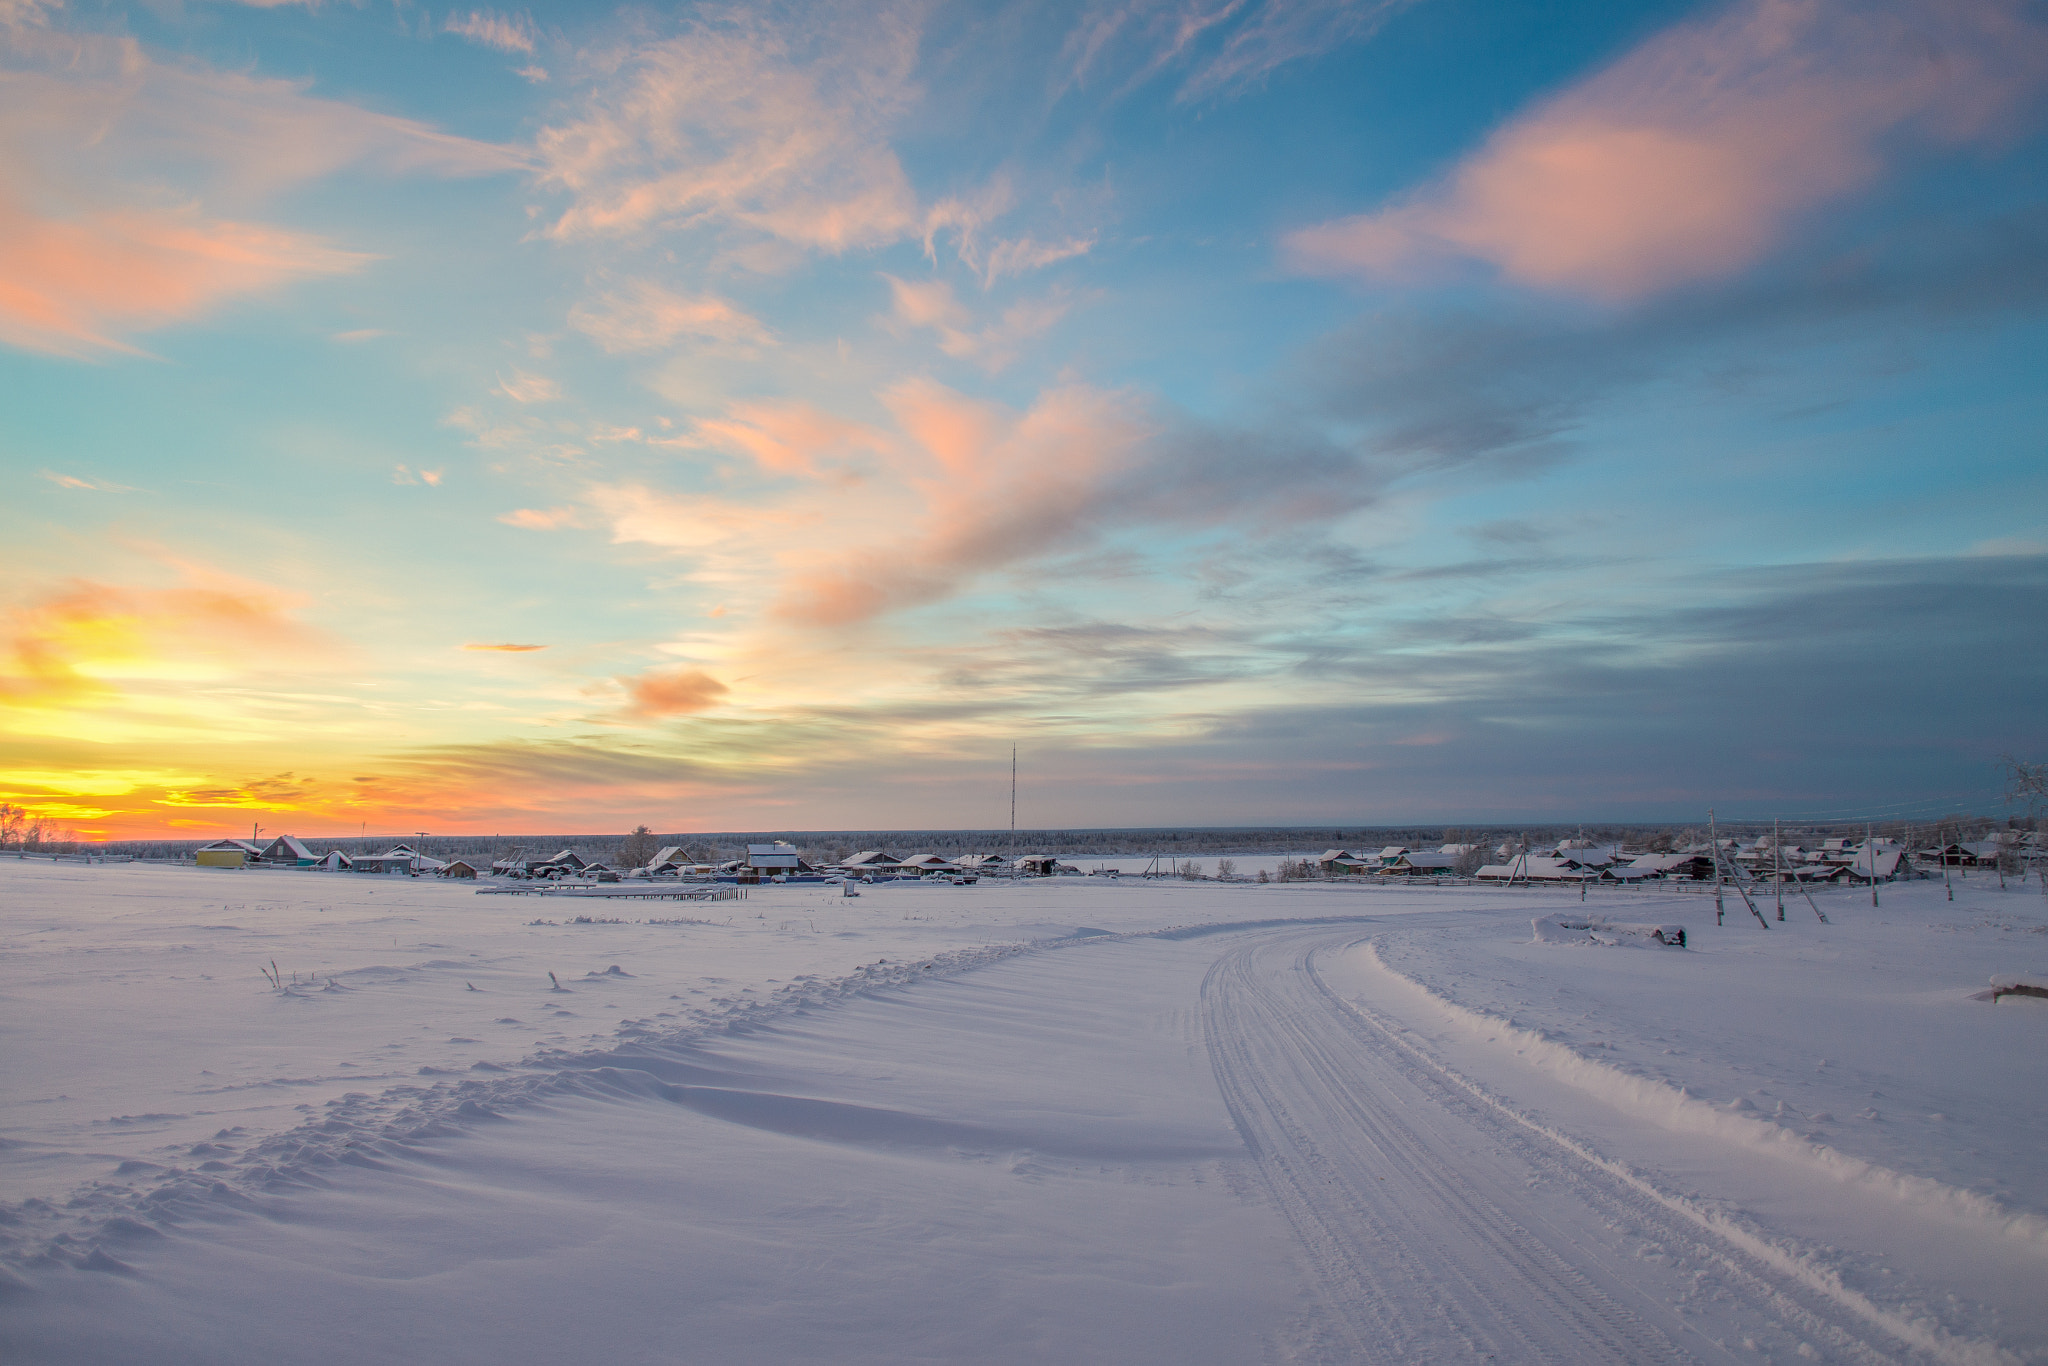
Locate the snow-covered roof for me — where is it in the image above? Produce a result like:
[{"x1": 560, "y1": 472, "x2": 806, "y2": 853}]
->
[
  {"x1": 841, "y1": 851, "x2": 903, "y2": 866},
  {"x1": 1317, "y1": 849, "x2": 1356, "y2": 861},
  {"x1": 748, "y1": 843, "x2": 798, "y2": 856},
  {"x1": 899, "y1": 854, "x2": 955, "y2": 867},
  {"x1": 197, "y1": 839, "x2": 264, "y2": 855},
  {"x1": 1390, "y1": 852, "x2": 1459, "y2": 870},
  {"x1": 1377, "y1": 846, "x2": 1410, "y2": 858},
  {"x1": 262, "y1": 835, "x2": 315, "y2": 859}
]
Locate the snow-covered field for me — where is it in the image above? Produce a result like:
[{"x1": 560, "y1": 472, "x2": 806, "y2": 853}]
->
[{"x1": 3, "y1": 860, "x2": 2044, "y2": 1363}]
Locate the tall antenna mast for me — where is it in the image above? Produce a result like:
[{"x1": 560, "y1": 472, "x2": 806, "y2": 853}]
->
[{"x1": 1009, "y1": 745, "x2": 1017, "y2": 877}]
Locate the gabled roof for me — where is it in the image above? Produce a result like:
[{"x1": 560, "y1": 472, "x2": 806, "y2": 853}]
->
[
  {"x1": 842, "y1": 851, "x2": 904, "y2": 866},
  {"x1": 197, "y1": 838, "x2": 264, "y2": 854},
  {"x1": 1317, "y1": 849, "x2": 1355, "y2": 861},
  {"x1": 1376, "y1": 846, "x2": 1410, "y2": 858},
  {"x1": 262, "y1": 835, "x2": 315, "y2": 859},
  {"x1": 538, "y1": 849, "x2": 585, "y2": 867},
  {"x1": 647, "y1": 846, "x2": 687, "y2": 867},
  {"x1": 748, "y1": 843, "x2": 798, "y2": 855},
  {"x1": 899, "y1": 854, "x2": 955, "y2": 867}
]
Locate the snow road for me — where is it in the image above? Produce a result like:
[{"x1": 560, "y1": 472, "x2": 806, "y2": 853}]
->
[
  {"x1": 5, "y1": 869, "x2": 2043, "y2": 1363},
  {"x1": 1199, "y1": 924, "x2": 2010, "y2": 1363}
]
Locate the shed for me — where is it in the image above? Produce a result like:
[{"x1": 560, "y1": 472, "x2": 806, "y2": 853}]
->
[
  {"x1": 438, "y1": 860, "x2": 482, "y2": 879},
  {"x1": 747, "y1": 842, "x2": 808, "y2": 871}
]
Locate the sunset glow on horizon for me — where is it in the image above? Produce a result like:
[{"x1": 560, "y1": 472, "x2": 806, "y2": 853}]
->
[{"x1": 4, "y1": 0, "x2": 2044, "y2": 841}]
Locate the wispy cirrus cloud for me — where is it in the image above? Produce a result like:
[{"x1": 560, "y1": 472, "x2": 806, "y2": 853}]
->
[
  {"x1": 1063, "y1": 0, "x2": 1417, "y2": 104},
  {"x1": 445, "y1": 9, "x2": 537, "y2": 54},
  {"x1": 536, "y1": 3, "x2": 923, "y2": 252},
  {"x1": 1286, "y1": 0, "x2": 2048, "y2": 301},
  {"x1": 881, "y1": 275, "x2": 1070, "y2": 370},
  {"x1": 569, "y1": 280, "x2": 773, "y2": 353},
  {"x1": 39, "y1": 470, "x2": 135, "y2": 491}
]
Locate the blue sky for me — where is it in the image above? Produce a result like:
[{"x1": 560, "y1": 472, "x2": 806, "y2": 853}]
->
[{"x1": 3, "y1": 0, "x2": 2044, "y2": 837}]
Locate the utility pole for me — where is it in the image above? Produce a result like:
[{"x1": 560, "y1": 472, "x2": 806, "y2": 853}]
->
[
  {"x1": 1008, "y1": 745, "x2": 1017, "y2": 879},
  {"x1": 1711, "y1": 808, "x2": 1724, "y2": 926},
  {"x1": 1774, "y1": 816, "x2": 1784, "y2": 921},
  {"x1": 1872, "y1": 822, "x2": 1884, "y2": 907}
]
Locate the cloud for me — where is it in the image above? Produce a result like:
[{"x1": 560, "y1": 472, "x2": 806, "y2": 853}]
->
[
  {"x1": 0, "y1": 196, "x2": 370, "y2": 357},
  {"x1": 332, "y1": 328, "x2": 390, "y2": 343},
  {"x1": 693, "y1": 400, "x2": 893, "y2": 479},
  {"x1": 535, "y1": 4, "x2": 922, "y2": 251},
  {"x1": 1303, "y1": 202, "x2": 2048, "y2": 474},
  {"x1": 39, "y1": 470, "x2": 133, "y2": 491},
  {"x1": 464, "y1": 642, "x2": 548, "y2": 651},
  {"x1": 1063, "y1": 0, "x2": 1416, "y2": 105},
  {"x1": 618, "y1": 665, "x2": 729, "y2": 719},
  {"x1": 1286, "y1": 0, "x2": 2048, "y2": 301},
  {"x1": 445, "y1": 9, "x2": 537, "y2": 54},
  {"x1": 881, "y1": 275, "x2": 1070, "y2": 370},
  {"x1": 496, "y1": 371, "x2": 562, "y2": 403},
  {"x1": 762, "y1": 377, "x2": 1376, "y2": 625},
  {"x1": 569, "y1": 280, "x2": 773, "y2": 353},
  {"x1": 1, "y1": 569, "x2": 336, "y2": 710},
  {"x1": 0, "y1": 26, "x2": 528, "y2": 356},
  {"x1": 499, "y1": 506, "x2": 582, "y2": 529}
]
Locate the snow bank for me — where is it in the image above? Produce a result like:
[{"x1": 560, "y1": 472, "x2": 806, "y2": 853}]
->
[
  {"x1": 1530, "y1": 913, "x2": 1687, "y2": 948},
  {"x1": 1356, "y1": 937, "x2": 2048, "y2": 1257}
]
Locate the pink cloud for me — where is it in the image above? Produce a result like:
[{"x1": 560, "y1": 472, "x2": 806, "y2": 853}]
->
[
  {"x1": 880, "y1": 276, "x2": 1070, "y2": 370},
  {"x1": 693, "y1": 401, "x2": 893, "y2": 480},
  {"x1": 1286, "y1": 0, "x2": 2048, "y2": 300},
  {"x1": 0, "y1": 194, "x2": 369, "y2": 357},
  {"x1": 569, "y1": 281, "x2": 772, "y2": 353},
  {"x1": 536, "y1": 9, "x2": 921, "y2": 252},
  {"x1": 0, "y1": 26, "x2": 527, "y2": 356},
  {"x1": 773, "y1": 379, "x2": 1156, "y2": 625}
]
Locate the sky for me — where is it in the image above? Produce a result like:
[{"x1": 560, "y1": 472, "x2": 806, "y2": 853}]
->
[{"x1": 2, "y1": 0, "x2": 2046, "y2": 841}]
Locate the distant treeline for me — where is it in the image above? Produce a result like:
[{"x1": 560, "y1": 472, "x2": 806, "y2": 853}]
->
[{"x1": 65, "y1": 814, "x2": 2036, "y2": 865}]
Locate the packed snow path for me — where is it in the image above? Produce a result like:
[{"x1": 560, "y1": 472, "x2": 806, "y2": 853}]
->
[
  {"x1": 6, "y1": 871, "x2": 2042, "y2": 1363},
  {"x1": 1200, "y1": 925, "x2": 1973, "y2": 1363}
]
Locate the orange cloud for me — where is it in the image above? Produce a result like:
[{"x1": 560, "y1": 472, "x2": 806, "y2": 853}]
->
[
  {"x1": 464, "y1": 642, "x2": 549, "y2": 652},
  {"x1": 1286, "y1": 0, "x2": 2048, "y2": 300},
  {"x1": 0, "y1": 571, "x2": 336, "y2": 709},
  {"x1": 0, "y1": 193, "x2": 370, "y2": 357},
  {"x1": 499, "y1": 506, "x2": 582, "y2": 529},
  {"x1": 618, "y1": 666, "x2": 729, "y2": 719}
]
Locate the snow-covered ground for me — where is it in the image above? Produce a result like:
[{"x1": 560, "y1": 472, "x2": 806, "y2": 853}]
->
[{"x1": 2, "y1": 860, "x2": 2044, "y2": 1362}]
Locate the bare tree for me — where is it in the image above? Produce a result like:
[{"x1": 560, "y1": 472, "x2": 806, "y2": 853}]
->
[
  {"x1": 1216, "y1": 858, "x2": 1237, "y2": 880},
  {"x1": 619, "y1": 825, "x2": 660, "y2": 868}
]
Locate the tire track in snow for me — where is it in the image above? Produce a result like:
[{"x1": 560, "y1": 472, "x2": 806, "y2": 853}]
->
[{"x1": 1202, "y1": 926, "x2": 1960, "y2": 1364}]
